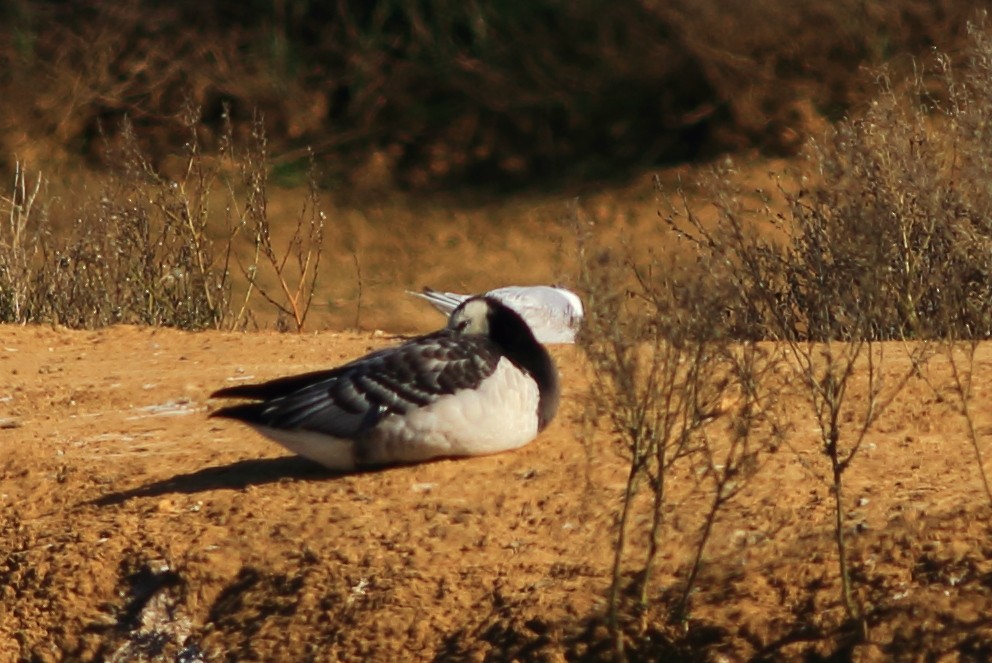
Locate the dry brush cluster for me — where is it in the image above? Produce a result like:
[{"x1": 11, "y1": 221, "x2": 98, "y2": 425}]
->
[
  {"x1": 575, "y1": 19, "x2": 992, "y2": 658},
  {"x1": 0, "y1": 107, "x2": 325, "y2": 332}
]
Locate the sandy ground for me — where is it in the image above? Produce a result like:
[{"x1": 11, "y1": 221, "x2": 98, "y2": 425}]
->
[
  {"x1": 2, "y1": 319, "x2": 992, "y2": 662},
  {"x1": 2, "y1": 168, "x2": 992, "y2": 661}
]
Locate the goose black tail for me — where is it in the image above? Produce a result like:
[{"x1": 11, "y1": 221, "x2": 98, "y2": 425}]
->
[{"x1": 209, "y1": 402, "x2": 268, "y2": 425}]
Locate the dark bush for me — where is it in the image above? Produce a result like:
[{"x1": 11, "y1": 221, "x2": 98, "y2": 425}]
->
[{"x1": 0, "y1": 0, "x2": 980, "y2": 190}]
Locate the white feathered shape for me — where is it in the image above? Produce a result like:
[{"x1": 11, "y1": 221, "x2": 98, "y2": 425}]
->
[
  {"x1": 210, "y1": 296, "x2": 560, "y2": 471},
  {"x1": 409, "y1": 285, "x2": 584, "y2": 344}
]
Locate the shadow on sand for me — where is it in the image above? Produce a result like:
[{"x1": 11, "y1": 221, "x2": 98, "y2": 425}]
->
[{"x1": 88, "y1": 456, "x2": 338, "y2": 507}]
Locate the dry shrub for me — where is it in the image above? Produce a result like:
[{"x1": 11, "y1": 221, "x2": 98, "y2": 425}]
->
[
  {"x1": 233, "y1": 114, "x2": 326, "y2": 333},
  {"x1": 672, "y1": 18, "x2": 992, "y2": 344},
  {"x1": 1, "y1": 112, "x2": 231, "y2": 329},
  {"x1": 0, "y1": 162, "x2": 42, "y2": 322},
  {"x1": 0, "y1": 106, "x2": 326, "y2": 331},
  {"x1": 573, "y1": 219, "x2": 785, "y2": 656},
  {"x1": 576, "y1": 17, "x2": 992, "y2": 657}
]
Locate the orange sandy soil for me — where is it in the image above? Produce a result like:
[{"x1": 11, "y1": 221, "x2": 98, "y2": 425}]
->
[
  {"x1": 3, "y1": 173, "x2": 992, "y2": 662},
  {"x1": 4, "y1": 328, "x2": 992, "y2": 662}
]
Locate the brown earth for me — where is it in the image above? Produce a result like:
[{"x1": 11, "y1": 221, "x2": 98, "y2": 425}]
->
[{"x1": 3, "y1": 173, "x2": 992, "y2": 662}]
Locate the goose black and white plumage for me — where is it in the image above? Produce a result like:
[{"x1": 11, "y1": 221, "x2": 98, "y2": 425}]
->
[
  {"x1": 209, "y1": 296, "x2": 560, "y2": 471},
  {"x1": 408, "y1": 285, "x2": 584, "y2": 344}
]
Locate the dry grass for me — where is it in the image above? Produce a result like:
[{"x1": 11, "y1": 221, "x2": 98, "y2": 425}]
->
[
  {"x1": 573, "y1": 18, "x2": 992, "y2": 658},
  {"x1": 0, "y1": 105, "x2": 326, "y2": 331}
]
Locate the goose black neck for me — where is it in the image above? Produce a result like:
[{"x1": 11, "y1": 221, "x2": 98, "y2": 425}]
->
[{"x1": 487, "y1": 303, "x2": 561, "y2": 430}]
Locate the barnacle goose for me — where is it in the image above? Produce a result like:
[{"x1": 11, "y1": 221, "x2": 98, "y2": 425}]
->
[
  {"x1": 209, "y1": 296, "x2": 560, "y2": 470},
  {"x1": 408, "y1": 285, "x2": 584, "y2": 344}
]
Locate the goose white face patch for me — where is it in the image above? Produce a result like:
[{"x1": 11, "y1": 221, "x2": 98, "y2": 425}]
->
[{"x1": 448, "y1": 298, "x2": 491, "y2": 335}]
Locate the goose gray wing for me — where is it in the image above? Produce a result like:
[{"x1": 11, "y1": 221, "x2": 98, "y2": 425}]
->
[{"x1": 210, "y1": 332, "x2": 501, "y2": 438}]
